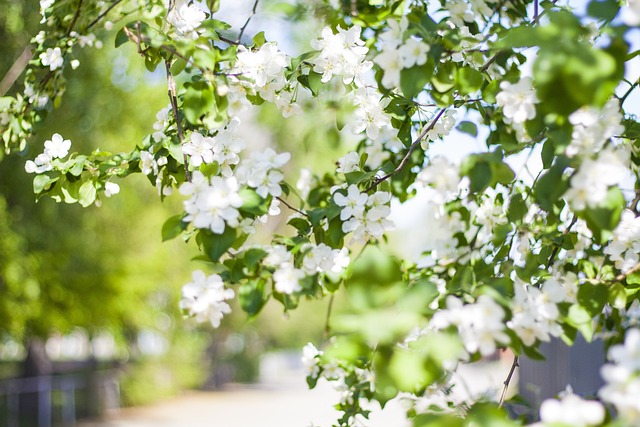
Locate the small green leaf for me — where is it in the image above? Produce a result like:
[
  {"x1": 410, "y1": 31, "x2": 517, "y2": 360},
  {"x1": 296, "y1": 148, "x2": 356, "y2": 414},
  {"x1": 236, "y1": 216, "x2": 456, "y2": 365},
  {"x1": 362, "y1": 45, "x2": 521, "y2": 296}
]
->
[
  {"x1": 183, "y1": 81, "x2": 215, "y2": 124},
  {"x1": 456, "y1": 121, "x2": 478, "y2": 137},
  {"x1": 455, "y1": 66, "x2": 483, "y2": 94},
  {"x1": 78, "y1": 181, "x2": 97, "y2": 207},
  {"x1": 162, "y1": 214, "x2": 187, "y2": 241},
  {"x1": 239, "y1": 279, "x2": 269, "y2": 317},
  {"x1": 199, "y1": 228, "x2": 237, "y2": 262}
]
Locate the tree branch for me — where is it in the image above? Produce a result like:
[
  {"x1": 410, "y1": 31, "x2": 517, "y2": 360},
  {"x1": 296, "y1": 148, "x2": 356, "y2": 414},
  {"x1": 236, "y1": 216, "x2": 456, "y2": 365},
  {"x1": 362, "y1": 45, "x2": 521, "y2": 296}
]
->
[
  {"x1": 66, "y1": 0, "x2": 85, "y2": 36},
  {"x1": 237, "y1": 0, "x2": 260, "y2": 43},
  {"x1": 498, "y1": 354, "x2": 519, "y2": 407},
  {"x1": 164, "y1": 59, "x2": 191, "y2": 182},
  {"x1": 0, "y1": 46, "x2": 32, "y2": 97},
  {"x1": 86, "y1": 0, "x2": 124, "y2": 30},
  {"x1": 276, "y1": 196, "x2": 308, "y2": 217},
  {"x1": 367, "y1": 108, "x2": 447, "y2": 191}
]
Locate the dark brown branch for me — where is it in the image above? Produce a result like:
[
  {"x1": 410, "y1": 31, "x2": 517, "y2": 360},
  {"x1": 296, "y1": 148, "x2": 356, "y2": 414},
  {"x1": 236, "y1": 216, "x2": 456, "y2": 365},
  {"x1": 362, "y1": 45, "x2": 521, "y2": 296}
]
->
[
  {"x1": 237, "y1": 0, "x2": 260, "y2": 43},
  {"x1": 546, "y1": 215, "x2": 578, "y2": 270},
  {"x1": 86, "y1": 0, "x2": 124, "y2": 30},
  {"x1": 276, "y1": 196, "x2": 308, "y2": 217},
  {"x1": 66, "y1": 0, "x2": 85, "y2": 36},
  {"x1": 164, "y1": 59, "x2": 191, "y2": 182},
  {"x1": 0, "y1": 46, "x2": 32, "y2": 96},
  {"x1": 498, "y1": 354, "x2": 519, "y2": 407},
  {"x1": 367, "y1": 108, "x2": 447, "y2": 191}
]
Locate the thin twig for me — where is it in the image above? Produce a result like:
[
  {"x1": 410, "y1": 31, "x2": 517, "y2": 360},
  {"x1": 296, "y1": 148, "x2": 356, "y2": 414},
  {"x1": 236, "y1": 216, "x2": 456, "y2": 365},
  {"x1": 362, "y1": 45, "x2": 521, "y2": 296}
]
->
[
  {"x1": 546, "y1": 215, "x2": 578, "y2": 270},
  {"x1": 164, "y1": 59, "x2": 191, "y2": 182},
  {"x1": 323, "y1": 293, "x2": 335, "y2": 339},
  {"x1": 86, "y1": 0, "x2": 124, "y2": 30},
  {"x1": 0, "y1": 46, "x2": 32, "y2": 96},
  {"x1": 237, "y1": 0, "x2": 260, "y2": 43},
  {"x1": 615, "y1": 262, "x2": 640, "y2": 282},
  {"x1": 367, "y1": 108, "x2": 447, "y2": 191},
  {"x1": 481, "y1": 0, "x2": 559, "y2": 73},
  {"x1": 631, "y1": 189, "x2": 640, "y2": 215},
  {"x1": 66, "y1": 0, "x2": 85, "y2": 36},
  {"x1": 276, "y1": 196, "x2": 309, "y2": 217},
  {"x1": 498, "y1": 354, "x2": 519, "y2": 407}
]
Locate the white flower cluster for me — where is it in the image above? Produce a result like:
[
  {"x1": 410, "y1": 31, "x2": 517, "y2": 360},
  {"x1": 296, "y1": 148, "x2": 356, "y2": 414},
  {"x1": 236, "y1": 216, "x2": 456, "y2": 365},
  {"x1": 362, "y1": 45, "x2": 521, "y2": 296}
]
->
[
  {"x1": 537, "y1": 387, "x2": 605, "y2": 427},
  {"x1": 506, "y1": 278, "x2": 576, "y2": 346},
  {"x1": 334, "y1": 185, "x2": 394, "y2": 243},
  {"x1": 374, "y1": 18, "x2": 430, "y2": 89},
  {"x1": 565, "y1": 146, "x2": 630, "y2": 211},
  {"x1": 567, "y1": 98, "x2": 624, "y2": 157},
  {"x1": 310, "y1": 26, "x2": 372, "y2": 86},
  {"x1": 179, "y1": 171, "x2": 243, "y2": 234},
  {"x1": 25, "y1": 133, "x2": 71, "y2": 174},
  {"x1": 622, "y1": 0, "x2": 640, "y2": 26},
  {"x1": 235, "y1": 148, "x2": 290, "y2": 198},
  {"x1": 496, "y1": 77, "x2": 539, "y2": 126},
  {"x1": 604, "y1": 210, "x2": 640, "y2": 274},
  {"x1": 599, "y1": 328, "x2": 640, "y2": 423},
  {"x1": 39, "y1": 47, "x2": 64, "y2": 71},
  {"x1": 352, "y1": 87, "x2": 393, "y2": 142},
  {"x1": 167, "y1": 0, "x2": 208, "y2": 39},
  {"x1": 420, "y1": 110, "x2": 457, "y2": 150},
  {"x1": 430, "y1": 295, "x2": 510, "y2": 357},
  {"x1": 179, "y1": 270, "x2": 234, "y2": 328},
  {"x1": 182, "y1": 119, "x2": 245, "y2": 175},
  {"x1": 263, "y1": 243, "x2": 349, "y2": 295},
  {"x1": 415, "y1": 157, "x2": 460, "y2": 202},
  {"x1": 301, "y1": 243, "x2": 350, "y2": 275},
  {"x1": 301, "y1": 342, "x2": 373, "y2": 407},
  {"x1": 151, "y1": 106, "x2": 171, "y2": 142},
  {"x1": 232, "y1": 43, "x2": 301, "y2": 117}
]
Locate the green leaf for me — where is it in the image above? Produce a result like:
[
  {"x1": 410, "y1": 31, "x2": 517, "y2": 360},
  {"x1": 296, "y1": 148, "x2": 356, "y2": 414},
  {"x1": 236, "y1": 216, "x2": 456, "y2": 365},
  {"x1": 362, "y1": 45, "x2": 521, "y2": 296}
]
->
[
  {"x1": 400, "y1": 62, "x2": 433, "y2": 100},
  {"x1": 577, "y1": 282, "x2": 608, "y2": 317},
  {"x1": 534, "y1": 157, "x2": 570, "y2": 211},
  {"x1": 389, "y1": 349, "x2": 437, "y2": 393},
  {"x1": 33, "y1": 174, "x2": 54, "y2": 193},
  {"x1": 455, "y1": 66, "x2": 484, "y2": 94},
  {"x1": 198, "y1": 228, "x2": 237, "y2": 262},
  {"x1": 183, "y1": 81, "x2": 215, "y2": 124},
  {"x1": 582, "y1": 186, "x2": 625, "y2": 243},
  {"x1": 587, "y1": 0, "x2": 620, "y2": 21},
  {"x1": 114, "y1": 26, "x2": 129, "y2": 48},
  {"x1": 78, "y1": 181, "x2": 97, "y2": 207},
  {"x1": 252, "y1": 31, "x2": 266, "y2": 48},
  {"x1": 192, "y1": 49, "x2": 216, "y2": 70},
  {"x1": 162, "y1": 214, "x2": 187, "y2": 241},
  {"x1": 456, "y1": 121, "x2": 478, "y2": 137},
  {"x1": 239, "y1": 188, "x2": 268, "y2": 216},
  {"x1": 239, "y1": 279, "x2": 269, "y2": 317},
  {"x1": 244, "y1": 248, "x2": 267, "y2": 270}
]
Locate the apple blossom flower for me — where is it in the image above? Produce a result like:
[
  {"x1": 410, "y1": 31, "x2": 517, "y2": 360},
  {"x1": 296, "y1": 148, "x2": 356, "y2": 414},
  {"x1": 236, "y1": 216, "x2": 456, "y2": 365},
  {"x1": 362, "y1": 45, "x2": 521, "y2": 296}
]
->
[
  {"x1": 180, "y1": 270, "x2": 234, "y2": 328},
  {"x1": 40, "y1": 47, "x2": 64, "y2": 71},
  {"x1": 496, "y1": 77, "x2": 539, "y2": 125}
]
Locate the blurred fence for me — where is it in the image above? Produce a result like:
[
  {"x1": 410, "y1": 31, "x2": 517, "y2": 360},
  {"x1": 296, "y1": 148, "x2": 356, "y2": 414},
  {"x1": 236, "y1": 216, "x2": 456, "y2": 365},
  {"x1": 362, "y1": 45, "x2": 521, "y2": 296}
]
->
[{"x1": 0, "y1": 370, "x2": 120, "y2": 427}]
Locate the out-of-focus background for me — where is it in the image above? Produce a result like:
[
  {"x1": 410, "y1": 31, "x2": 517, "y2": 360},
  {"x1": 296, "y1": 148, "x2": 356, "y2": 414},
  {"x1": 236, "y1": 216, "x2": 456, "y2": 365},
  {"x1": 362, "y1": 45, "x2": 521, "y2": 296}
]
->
[{"x1": 2, "y1": 1, "x2": 607, "y2": 426}]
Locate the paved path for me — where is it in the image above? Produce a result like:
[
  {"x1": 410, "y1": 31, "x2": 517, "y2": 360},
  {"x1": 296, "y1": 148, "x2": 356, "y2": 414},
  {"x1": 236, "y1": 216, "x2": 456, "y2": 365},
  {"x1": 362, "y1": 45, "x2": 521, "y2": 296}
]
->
[{"x1": 79, "y1": 359, "x2": 514, "y2": 427}]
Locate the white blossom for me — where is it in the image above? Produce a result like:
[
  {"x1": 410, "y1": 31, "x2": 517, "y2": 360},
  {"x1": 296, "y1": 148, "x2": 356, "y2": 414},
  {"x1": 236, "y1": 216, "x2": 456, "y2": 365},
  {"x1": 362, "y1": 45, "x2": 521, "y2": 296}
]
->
[
  {"x1": 334, "y1": 185, "x2": 368, "y2": 221},
  {"x1": 496, "y1": 77, "x2": 539, "y2": 125},
  {"x1": 104, "y1": 182, "x2": 120, "y2": 197},
  {"x1": 605, "y1": 210, "x2": 640, "y2": 273},
  {"x1": 273, "y1": 263, "x2": 304, "y2": 294},
  {"x1": 40, "y1": 47, "x2": 64, "y2": 71},
  {"x1": 180, "y1": 171, "x2": 243, "y2": 234},
  {"x1": 167, "y1": 0, "x2": 208, "y2": 38},
  {"x1": 180, "y1": 270, "x2": 234, "y2": 328},
  {"x1": 44, "y1": 133, "x2": 71, "y2": 158},
  {"x1": 567, "y1": 98, "x2": 624, "y2": 157},
  {"x1": 539, "y1": 389, "x2": 605, "y2": 427},
  {"x1": 183, "y1": 132, "x2": 215, "y2": 167},
  {"x1": 337, "y1": 151, "x2": 361, "y2": 174},
  {"x1": 622, "y1": 0, "x2": 640, "y2": 26},
  {"x1": 599, "y1": 328, "x2": 640, "y2": 423}
]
